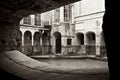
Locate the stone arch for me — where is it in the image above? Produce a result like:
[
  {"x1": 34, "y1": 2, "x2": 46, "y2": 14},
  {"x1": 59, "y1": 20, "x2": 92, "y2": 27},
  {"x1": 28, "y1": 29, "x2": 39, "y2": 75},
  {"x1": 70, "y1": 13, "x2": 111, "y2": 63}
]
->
[
  {"x1": 11, "y1": 30, "x2": 23, "y2": 52},
  {"x1": 42, "y1": 31, "x2": 48, "y2": 45},
  {"x1": 86, "y1": 31, "x2": 96, "y2": 55},
  {"x1": 53, "y1": 31, "x2": 62, "y2": 53},
  {"x1": 34, "y1": 32, "x2": 41, "y2": 45},
  {"x1": 24, "y1": 31, "x2": 32, "y2": 55},
  {"x1": 16, "y1": 30, "x2": 22, "y2": 52},
  {"x1": 86, "y1": 31, "x2": 96, "y2": 45},
  {"x1": 33, "y1": 32, "x2": 41, "y2": 54},
  {"x1": 75, "y1": 32, "x2": 85, "y2": 54},
  {"x1": 42, "y1": 31, "x2": 49, "y2": 54},
  {"x1": 76, "y1": 32, "x2": 84, "y2": 45}
]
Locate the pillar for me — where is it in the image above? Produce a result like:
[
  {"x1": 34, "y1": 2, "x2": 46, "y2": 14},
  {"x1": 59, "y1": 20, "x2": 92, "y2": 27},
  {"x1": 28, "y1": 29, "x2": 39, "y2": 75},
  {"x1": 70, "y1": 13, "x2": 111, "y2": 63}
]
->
[
  {"x1": 61, "y1": 36, "x2": 66, "y2": 55},
  {"x1": 96, "y1": 33, "x2": 101, "y2": 56},
  {"x1": 60, "y1": 7, "x2": 64, "y2": 22},
  {"x1": 51, "y1": 10, "x2": 55, "y2": 23},
  {"x1": 31, "y1": 15, "x2": 35, "y2": 26},
  {"x1": 40, "y1": 37, "x2": 42, "y2": 46},
  {"x1": 0, "y1": 22, "x2": 20, "y2": 52},
  {"x1": 39, "y1": 30, "x2": 43, "y2": 54},
  {"x1": 31, "y1": 33, "x2": 34, "y2": 54},
  {"x1": 31, "y1": 33, "x2": 34, "y2": 46},
  {"x1": 21, "y1": 34, "x2": 24, "y2": 52},
  {"x1": 84, "y1": 33, "x2": 87, "y2": 55},
  {"x1": 71, "y1": 4, "x2": 74, "y2": 24}
]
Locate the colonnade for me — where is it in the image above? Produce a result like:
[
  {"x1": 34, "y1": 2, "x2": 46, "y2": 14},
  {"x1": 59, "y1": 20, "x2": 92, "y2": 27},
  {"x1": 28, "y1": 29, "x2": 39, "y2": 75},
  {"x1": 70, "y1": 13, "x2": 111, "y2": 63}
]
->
[{"x1": 17, "y1": 29, "x2": 50, "y2": 55}]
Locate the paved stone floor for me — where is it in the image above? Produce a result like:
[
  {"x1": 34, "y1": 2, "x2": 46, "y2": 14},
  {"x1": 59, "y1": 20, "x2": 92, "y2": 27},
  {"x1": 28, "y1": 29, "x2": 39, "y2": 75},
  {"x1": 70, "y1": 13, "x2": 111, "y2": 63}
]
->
[{"x1": 0, "y1": 50, "x2": 109, "y2": 80}]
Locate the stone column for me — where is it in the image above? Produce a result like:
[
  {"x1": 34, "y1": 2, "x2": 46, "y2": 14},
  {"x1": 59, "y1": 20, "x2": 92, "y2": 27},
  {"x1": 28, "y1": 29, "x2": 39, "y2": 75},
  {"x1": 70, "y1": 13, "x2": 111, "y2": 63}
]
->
[
  {"x1": 51, "y1": 10, "x2": 55, "y2": 23},
  {"x1": 0, "y1": 22, "x2": 20, "y2": 52},
  {"x1": 84, "y1": 33, "x2": 88, "y2": 55},
  {"x1": 71, "y1": 4, "x2": 74, "y2": 24},
  {"x1": 60, "y1": 7, "x2": 64, "y2": 22},
  {"x1": 40, "y1": 30, "x2": 43, "y2": 54},
  {"x1": 31, "y1": 33, "x2": 34, "y2": 54},
  {"x1": 31, "y1": 33, "x2": 34, "y2": 46},
  {"x1": 31, "y1": 15, "x2": 35, "y2": 26},
  {"x1": 96, "y1": 33, "x2": 101, "y2": 56},
  {"x1": 21, "y1": 34, "x2": 24, "y2": 52},
  {"x1": 40, "y1": 37, "x2": 42, "y2": 46}
]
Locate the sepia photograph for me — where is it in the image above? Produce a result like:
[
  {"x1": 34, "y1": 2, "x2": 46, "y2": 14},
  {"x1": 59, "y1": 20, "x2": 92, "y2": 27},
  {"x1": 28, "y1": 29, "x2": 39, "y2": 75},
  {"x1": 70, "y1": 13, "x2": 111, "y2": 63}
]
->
[{"x1": 0, "y1": 0, "x2": 115, "y2": 80}]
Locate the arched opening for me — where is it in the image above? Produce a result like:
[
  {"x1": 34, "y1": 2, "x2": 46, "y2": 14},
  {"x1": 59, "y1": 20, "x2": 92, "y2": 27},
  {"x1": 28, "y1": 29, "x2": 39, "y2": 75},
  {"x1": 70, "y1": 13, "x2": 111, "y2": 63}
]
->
[
  {"x1": 24, "y1": 31, "x2": 32, "y2": 55},
  {"x1": 86, "y1": 32, "x2": 96, "y2": 55},
  {"x1": 12, "y1": 30, "x2": 22, "y2": 52},
  {"x1": 75, "y1": 32, "x2": 85, "y2": 54},
  {"x1": 33, "y1": 32, "x2": 41, "y2": 55},
  {"x1": 100, "y1": 32, "x2": 107, "y2": 57},
  {"x1": 53, "y1": 32, "x2": 61, "y2": 53},
  {"x1": 76, "y1": 33, "x2": 84, "y2": 45},
  {"x1": 42, "y1": 31, "x2": 49, "y2": 54},
  {"x1": 16, "y1": 30, "x2": 22, "y2": 52}
]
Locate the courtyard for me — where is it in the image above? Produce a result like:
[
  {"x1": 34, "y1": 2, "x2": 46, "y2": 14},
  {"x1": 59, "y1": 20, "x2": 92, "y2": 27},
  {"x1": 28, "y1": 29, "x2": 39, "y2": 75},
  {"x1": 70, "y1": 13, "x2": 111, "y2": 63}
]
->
[{"x1": 0, "y1": 0, "x2": 111, "y2": 80}]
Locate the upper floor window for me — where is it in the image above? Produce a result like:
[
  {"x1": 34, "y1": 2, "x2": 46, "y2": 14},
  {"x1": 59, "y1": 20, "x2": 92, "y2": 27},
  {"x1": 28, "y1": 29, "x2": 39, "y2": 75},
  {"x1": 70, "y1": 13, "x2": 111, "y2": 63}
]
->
[
  {"x1": 64, "y1": 5, "x2": 72, "y2": 22},
  {"x1": 23, "y1": 16, "x2": 31, "y2": 25},
  {"x1": 35, "y1": 14, "x2": 41, "y2": 26},
  {"x1": 54, "y1": 8, "x2": 60, "y2": 22}
]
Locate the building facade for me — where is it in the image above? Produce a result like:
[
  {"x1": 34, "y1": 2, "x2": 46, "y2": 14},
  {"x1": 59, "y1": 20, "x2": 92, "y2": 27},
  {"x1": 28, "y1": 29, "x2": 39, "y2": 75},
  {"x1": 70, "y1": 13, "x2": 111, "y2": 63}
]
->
[{"x1": 18, "y1": 0, "x2": 106, "y2": 57}]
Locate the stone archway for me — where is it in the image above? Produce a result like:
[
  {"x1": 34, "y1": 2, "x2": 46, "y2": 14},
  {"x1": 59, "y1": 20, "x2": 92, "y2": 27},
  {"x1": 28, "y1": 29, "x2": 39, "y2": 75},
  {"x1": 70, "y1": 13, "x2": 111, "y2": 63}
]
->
[
  {"x1": 86, "y1": 32, "x2": 96, "y2": 55},
  {"x1": 76, "y1": 32, "x2": 84, "y2": 45},
  {"x1": 24, "y1": 31, "x2": 32, "y2": 55},
  {"x1": 33, "y1": 32, "x2": 41, "y2": 55},
  {"x1": 16, "y1": 30, "x2": 22, "y2": 52},
  {"x1": 76, "y1": 32, "x2": 85, "y2": 54},
  {"x1": 53, "y1": 31, "x2": 62, "y2": 54},
  {"x1": 42, "y1": 31, "x2": 49, "y2": 54}
]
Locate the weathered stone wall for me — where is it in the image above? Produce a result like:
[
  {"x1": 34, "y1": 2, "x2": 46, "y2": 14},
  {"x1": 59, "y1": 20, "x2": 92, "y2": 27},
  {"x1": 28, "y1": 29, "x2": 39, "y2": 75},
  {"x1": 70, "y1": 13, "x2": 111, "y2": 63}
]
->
[
  {"x1": 0, "y1": 22, "x2": 20, "y2": 52},
  {"x1": 85, "y1": 45, "x2": 96, "y2": 55}
]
